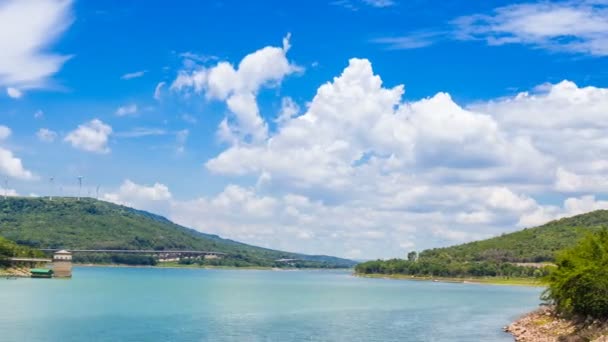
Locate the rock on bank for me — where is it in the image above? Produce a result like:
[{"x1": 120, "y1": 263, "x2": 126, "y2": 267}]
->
[{"x1": 506, "y1": 306, "x2": 608, "y2": 341}]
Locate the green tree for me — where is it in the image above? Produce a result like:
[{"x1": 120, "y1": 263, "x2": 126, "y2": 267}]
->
[
  {"x1": 407, "y1": 251, "x2": 417, "y2": 262},
  {"x1": 542, "y1": 230, "x2": 608, "y2": 318}
]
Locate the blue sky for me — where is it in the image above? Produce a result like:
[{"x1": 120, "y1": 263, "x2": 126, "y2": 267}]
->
[{"x1": 1, "y1": 0, "x2": 608, "y2": 259}]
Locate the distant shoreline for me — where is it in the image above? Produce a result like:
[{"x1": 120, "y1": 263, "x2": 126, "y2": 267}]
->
[
  {"x1": 75, "y1": 263, "x2": 352, "y2": 271},
  {"x1": 1, "y1": 263, "x2": 351, "y2": 279},
  {"x1": 75, "y1": 263, "x2": 275, "y2": 271},
  {"x1": 354, "y1": 273, "x2": 546, "y2": 286}
]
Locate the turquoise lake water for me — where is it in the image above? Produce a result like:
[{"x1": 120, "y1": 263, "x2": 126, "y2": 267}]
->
[{"x1": 0, "y1": 267, "x2": 542, "y2": 341}]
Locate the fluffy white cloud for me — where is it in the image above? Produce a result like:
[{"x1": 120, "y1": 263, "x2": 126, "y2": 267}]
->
[
  {"x1": 555, "y1": 167, "x2": 608, "y2": 193},
  {"x1": 103, "y1": 180, "x2": 172, "y2": 216},
  {"x1": 275, "y1": 97, "x2": 300, "y2": 124},
  {"x1": 171, "y1": 34, "x2": 301, "y2": 143},
  {"x1": 120, "y1": 70, "x2": 146, "y2": 80},
  {"x1": 0, "y1": 147, "x2": 35, "y2": 180},
  {"x1": 36, "y1": 128, "x2": 57, "y2": 143},
  {"x1": 104, "y1": 179, "x2": 172, "y2": 203},
  {"x1": 64, "y1": 119, "x2": 112, "y2": 153},
  {"x1": 478, "y1": 81, "x2": 608, "y2": 130},
  {"x1": 518, "y1": 195, "x2": 608, "y2": 228},
  {"x1": 206, "y1": 58, "x2": 548, "y2": 194},
  {"x1": 0, "y1": 125, "x2": 35, "y2": 180},
  {"x1": 99, "y1": 177, "x2": 608, "y2": 259},
  {"x1": 472, "y1": 80, "x2": 608, "y2": 187},
  {"x1": 563, "y1": 196, "x2": 608, "y2": 216},
  {"x1": 101, "y1": 179, "x2": 591, "y2": 258},
  {"x1": 132, "y1": 182, "x2": 428, "y2": 257},
  {"x1": 6, "y1": 87, "x2": 22, "y2": 99},
  {"x1": 195, "y1": 51, "x2": 608, "y2": 257},
  {"x1": 453, "y1": 1, "x2": 608, "y2": 56},
  {"x1": 97, "y1": 40, "x2": 608, "y2": 259},
  {"x1": 0, "y1": 0, "x2": 73, "y2": 88},
  {"x1": 115, "y1": 104, "x2": 137, "y2": 116}
]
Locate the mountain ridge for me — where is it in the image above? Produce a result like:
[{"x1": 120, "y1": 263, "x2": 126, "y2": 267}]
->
[{"x1": 0, "y1": 197, "x2": 356, "y2": 268}]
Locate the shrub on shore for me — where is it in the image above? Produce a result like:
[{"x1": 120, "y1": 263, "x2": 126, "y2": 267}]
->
[
  {"x1": 355, "y1": 257, "x2": 550, "y2": 278},
  {"x1": 542, "y1": 229, "x2": 608, "y2": 318}
]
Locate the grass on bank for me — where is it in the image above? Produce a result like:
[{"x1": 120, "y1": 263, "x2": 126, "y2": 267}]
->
[{"x1": 355, "y1": 272, "x2": 546, "y2": 286}]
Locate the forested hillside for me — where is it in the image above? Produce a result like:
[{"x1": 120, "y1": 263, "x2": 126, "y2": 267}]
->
[
  {"x1": 0, "y1": 236, "x2": 45, "y2": 267},
  {"x1": 356, "y1": 210, "x2": 608, "y2": 278},
  {"x1": 0, "y1": 197, "x2": 355, "y2": 268},
  {"x1": 420, "y1": 210, "x2": 608, "y2": 263}
]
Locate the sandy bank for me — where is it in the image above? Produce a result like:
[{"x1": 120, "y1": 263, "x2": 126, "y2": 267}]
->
[{"x1": 0, "y1": 266, "x2": 32, "y2": 278}]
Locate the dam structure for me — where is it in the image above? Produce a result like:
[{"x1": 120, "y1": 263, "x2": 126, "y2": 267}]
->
[
  {"x1": 52, "y1": 250, "x2": 73, "y2": 278},
  {"x1": 9, "y1": 249, "x2": 226, "y2": 278}
]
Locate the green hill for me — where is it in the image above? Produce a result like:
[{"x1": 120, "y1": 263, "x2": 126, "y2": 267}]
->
[
  {"x1": 356, "y1": 210, "x2": 608, "y2": 278},
  {"x1": 0, "y1": 197, "x2": 355, "y2": 268},
  {"x1": 420, "y1": 210, "x2": 608, "y2": 263}
]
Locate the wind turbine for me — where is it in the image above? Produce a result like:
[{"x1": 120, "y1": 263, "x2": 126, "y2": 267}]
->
[
  {"x1": 49, "y1": 177, "x2": 55, "y2": 201},
  {"x1": 3, "y1": 178, "x2": 7, "y2": 199},
  {"x1": 96, "y1": 185, "x2": 100, "y2": 200},
  {"x1": 77, "y1": 176, "x2": 83, "y2": 201}
]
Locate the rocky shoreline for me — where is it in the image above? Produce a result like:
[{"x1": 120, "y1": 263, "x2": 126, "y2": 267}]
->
[{"x1": 506, "y1": 306, "x2": 608, "y2": 341}]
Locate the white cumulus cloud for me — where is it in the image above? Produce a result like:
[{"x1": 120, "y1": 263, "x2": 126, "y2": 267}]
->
[
  {"x1": 206, "y1": 58, "x2": 548, "y2": 193},
  {"x1": 103, "y1": 179, "x2": 172, "y2": 216},
  {"x1": 0, "y1": 126, "x2": 34, "y2": 180},
  {"x1": 88, "y1": 40, "x2": 608, "y2": 258},
  {"x1": 171, "y1": 34, "x2": 301, "y2": 143},
  {"x1": 64, "y1": 119, "x2": 112, "y2": 154},
  {"x1": 0, "y1": 147, "x2": 35, "y2": 180}
]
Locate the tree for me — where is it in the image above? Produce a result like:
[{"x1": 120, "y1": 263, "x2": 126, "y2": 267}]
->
[
  {"x1": 407, "y1": 251, "x2": 417, "y2": 262},
  {"x1": 542, "y1": 230, "x2": 608, "y2": 318}
]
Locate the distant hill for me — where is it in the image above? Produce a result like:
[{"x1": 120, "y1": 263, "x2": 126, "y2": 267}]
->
[
  {"x1": 420, "y1": 210, "x2": 608, "y2": 263},
  {"x1": 0, "y1": 197, "x2": 356, "y2": 268}
]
